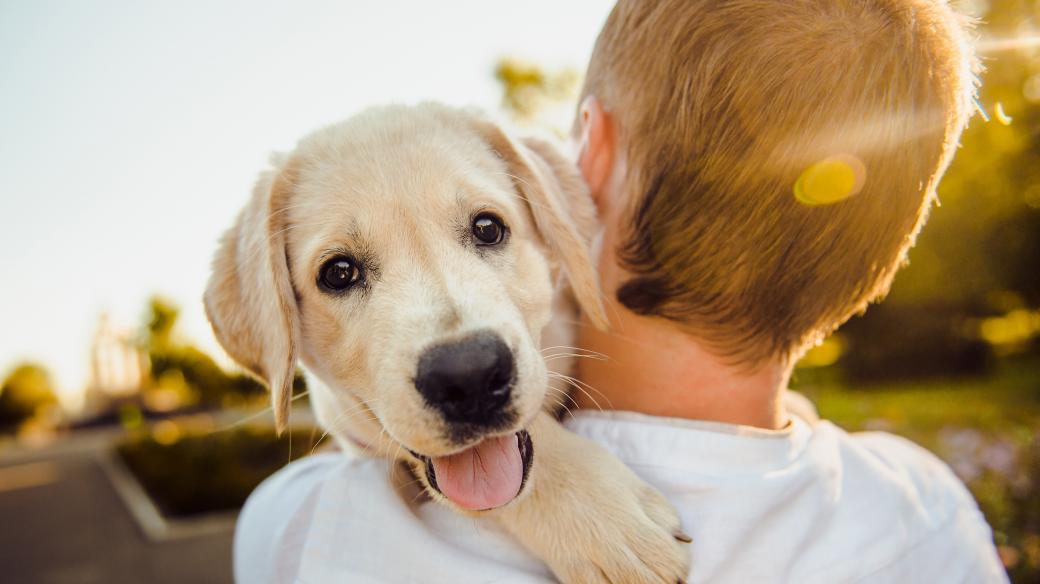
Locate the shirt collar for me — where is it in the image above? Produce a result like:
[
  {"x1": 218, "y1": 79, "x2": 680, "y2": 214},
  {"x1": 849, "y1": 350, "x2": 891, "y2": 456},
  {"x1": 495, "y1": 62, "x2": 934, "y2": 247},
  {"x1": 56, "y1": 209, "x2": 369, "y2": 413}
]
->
[{"x1": 563, "y1": 409, "x2": 814, "y2": 476}]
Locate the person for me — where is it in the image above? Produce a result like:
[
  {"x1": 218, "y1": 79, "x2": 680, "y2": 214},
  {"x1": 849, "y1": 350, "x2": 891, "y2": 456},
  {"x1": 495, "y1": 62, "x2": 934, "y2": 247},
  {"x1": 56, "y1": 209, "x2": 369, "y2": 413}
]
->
[{"x1": 234, "y1": 0, "x2": 1009, "y2": 582}]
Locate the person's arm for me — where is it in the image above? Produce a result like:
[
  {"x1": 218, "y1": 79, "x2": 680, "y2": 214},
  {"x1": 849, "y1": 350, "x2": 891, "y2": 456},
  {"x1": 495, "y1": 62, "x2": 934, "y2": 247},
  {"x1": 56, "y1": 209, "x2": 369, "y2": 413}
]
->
[{"x1": 234, "y1": 454, "x2": 341, "y2": 584}]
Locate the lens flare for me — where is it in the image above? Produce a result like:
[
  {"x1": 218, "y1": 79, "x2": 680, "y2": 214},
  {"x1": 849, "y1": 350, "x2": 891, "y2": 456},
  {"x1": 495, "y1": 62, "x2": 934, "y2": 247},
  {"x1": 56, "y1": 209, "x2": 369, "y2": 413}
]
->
[
  {"x1": 978, "y1": 35, "x2": 1040, "y2": 53},
  {"x1": 995, "y1": 102, "x2": 1013, "y2": 126},
  {"x1": 794, "y1": 155, "x2": 866, "y2": 206}
]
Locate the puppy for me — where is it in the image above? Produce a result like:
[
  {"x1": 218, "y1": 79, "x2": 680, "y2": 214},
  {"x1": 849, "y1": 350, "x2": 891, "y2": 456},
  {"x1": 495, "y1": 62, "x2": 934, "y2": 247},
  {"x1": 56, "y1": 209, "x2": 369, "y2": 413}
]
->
[{"x1": 205, "y1": 103, "x2": 690, "y2": 583}]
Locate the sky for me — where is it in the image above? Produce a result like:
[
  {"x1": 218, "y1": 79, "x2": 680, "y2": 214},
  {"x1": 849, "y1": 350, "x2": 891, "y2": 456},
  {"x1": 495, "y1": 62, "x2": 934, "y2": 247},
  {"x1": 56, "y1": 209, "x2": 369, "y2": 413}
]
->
[{"x1": 0, "y1": 0, "x2": 615, "y2": 408}]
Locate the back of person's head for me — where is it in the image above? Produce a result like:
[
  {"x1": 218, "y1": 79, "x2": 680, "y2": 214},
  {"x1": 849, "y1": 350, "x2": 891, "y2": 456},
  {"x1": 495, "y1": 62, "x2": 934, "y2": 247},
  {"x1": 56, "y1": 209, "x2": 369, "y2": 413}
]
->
[{"x1": 581, "y1": 0, "x2": 978, "y2": 366}]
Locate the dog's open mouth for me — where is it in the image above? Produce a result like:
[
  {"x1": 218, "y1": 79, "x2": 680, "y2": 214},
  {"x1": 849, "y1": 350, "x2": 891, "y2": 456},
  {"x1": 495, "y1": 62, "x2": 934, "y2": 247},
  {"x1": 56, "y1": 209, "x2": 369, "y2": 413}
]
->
[{"x1": 410, "y1": 429, "x2": 533, "y2": 511}]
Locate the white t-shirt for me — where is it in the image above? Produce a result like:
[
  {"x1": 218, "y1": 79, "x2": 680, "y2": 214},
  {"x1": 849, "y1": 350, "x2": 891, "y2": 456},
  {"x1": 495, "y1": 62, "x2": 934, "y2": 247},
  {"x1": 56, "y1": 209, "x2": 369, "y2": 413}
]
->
[{"x1": 234, "y1": 411, "x2": 1008, "y2": 583}]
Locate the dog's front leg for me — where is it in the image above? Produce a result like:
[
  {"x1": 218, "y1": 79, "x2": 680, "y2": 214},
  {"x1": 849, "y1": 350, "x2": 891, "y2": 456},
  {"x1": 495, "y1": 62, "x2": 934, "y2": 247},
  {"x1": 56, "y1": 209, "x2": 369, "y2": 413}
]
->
[{"x1": 491, "y1": 411, "x2": 691, "y2": 583}]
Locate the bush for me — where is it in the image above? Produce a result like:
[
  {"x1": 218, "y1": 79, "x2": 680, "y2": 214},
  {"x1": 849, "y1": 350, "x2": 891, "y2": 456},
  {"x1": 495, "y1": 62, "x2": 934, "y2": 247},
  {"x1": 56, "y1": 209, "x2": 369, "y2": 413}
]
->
[
  {"x1": 116, "y1": 425, "x2": 324, "y2": 517},
  {"x1": 838, "y1": 303, "x2": 992, "y2": 382},
  {"x1": 0, "y1": 363, "x2": 58, "y2": 431}
]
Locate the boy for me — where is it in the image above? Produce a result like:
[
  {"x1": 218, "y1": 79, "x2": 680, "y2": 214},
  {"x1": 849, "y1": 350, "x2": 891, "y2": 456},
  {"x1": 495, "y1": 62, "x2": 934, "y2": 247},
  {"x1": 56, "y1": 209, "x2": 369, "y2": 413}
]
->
[{"x1": 235, "y1": 0, "x2": 1007, "y2": 581}]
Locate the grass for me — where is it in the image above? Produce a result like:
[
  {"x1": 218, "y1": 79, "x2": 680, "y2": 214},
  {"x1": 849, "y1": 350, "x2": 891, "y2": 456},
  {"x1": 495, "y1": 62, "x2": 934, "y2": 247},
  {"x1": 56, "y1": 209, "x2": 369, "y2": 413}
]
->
[{"x1": 797, "y1": 359, "x2": 1039, "y2": 439}]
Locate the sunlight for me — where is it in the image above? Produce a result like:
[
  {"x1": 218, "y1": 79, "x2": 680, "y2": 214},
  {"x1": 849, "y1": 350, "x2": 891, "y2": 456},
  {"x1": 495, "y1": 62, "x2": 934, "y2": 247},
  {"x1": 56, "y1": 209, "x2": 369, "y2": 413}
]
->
[
  {"x1": 794, "y1": 155, "x2": 866, "y2": 206},
  {"x1": 994, "y1": 102, "x2": 1013, "y2": 125},
  {"x1": 978, "y1": 35, "x2": 1040, "y2": 53}
]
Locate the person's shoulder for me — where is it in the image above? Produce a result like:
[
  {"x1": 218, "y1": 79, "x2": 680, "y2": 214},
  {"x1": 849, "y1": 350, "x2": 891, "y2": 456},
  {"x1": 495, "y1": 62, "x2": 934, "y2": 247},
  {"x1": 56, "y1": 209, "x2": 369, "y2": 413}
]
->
[
  {"x1": 807, "y1": 422, "x2": 1008, "y2": 582},
  {"x1": 233, "y1": 452, "x2": 394, "y2": 584},
  {"x1": 838, "y1": 426, "x2": 976, "y2": 510}
]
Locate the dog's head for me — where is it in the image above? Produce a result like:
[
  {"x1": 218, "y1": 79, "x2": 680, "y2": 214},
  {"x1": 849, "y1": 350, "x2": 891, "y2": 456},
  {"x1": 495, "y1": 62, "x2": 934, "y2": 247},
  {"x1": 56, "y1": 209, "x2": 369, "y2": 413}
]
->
[{"x1": 205, "y1": 104, "x2": 605, "y2": 510}]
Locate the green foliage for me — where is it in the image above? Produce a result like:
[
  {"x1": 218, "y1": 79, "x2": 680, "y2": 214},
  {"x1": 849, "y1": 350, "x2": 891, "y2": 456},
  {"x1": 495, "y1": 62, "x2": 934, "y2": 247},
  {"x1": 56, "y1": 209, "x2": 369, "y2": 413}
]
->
[
  {"x1": 140, "y1": 296, "x2": 272, "y2": 409},
  {"x1": 0, "y1": 363, "x2": 57, "y2": 431},
  {"x1": 145, "y1": 296, "x2": 179, "y2": 351},
  {"x1": 148, "y1": 345, "x2": 266, "y2": 408},
  {"x1": 495, "y1": 58, "x2": 580, "y2": 126},
  {"x1": 838, "y1": 303, "x2": 992, "y2": 381},
  {"x1": 861, "y1": 0, "x2": 1040, "y2": 368},
  {"x1": 117, "y1": 425, "x2": 323, "y2": 517}
]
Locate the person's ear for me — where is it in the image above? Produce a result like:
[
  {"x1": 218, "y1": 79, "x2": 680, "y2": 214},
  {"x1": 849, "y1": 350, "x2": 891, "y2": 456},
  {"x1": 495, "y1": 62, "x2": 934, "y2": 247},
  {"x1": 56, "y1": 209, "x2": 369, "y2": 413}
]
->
[{"x1": 576, "y1": 95, "x2": 616, "y2": 214}]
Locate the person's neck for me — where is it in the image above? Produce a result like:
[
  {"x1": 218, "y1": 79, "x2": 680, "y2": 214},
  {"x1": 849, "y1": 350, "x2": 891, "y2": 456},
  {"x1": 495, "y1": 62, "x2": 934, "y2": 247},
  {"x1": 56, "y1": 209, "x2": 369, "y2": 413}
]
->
[{"x1": 573, "y1": 307, "x2": 792, "y2": 430}]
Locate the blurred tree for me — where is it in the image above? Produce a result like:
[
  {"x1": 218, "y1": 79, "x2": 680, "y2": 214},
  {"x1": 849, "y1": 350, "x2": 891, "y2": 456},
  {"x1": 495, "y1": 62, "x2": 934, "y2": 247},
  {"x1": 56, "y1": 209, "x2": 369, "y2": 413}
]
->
[
  {"x1": 495, "y1": 58, "x2": 580, "y2": 129},
  {"x1": 0, "y1": 363, "x2": 58, "y2": 431},
  {"x1": 139, "y1": 296, "x2": 271, "y2": 409},
  {"x1": 888, "y1": 5, "x2": 1040, "y2": 309},
  {"x1": 145, "y1": 296, "x2": 179, "y2": 351}
]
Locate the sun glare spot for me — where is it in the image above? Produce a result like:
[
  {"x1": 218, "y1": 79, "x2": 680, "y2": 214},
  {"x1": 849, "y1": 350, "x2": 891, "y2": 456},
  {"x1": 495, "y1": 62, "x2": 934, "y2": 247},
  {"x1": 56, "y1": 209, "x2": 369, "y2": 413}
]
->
[
  {"x1": 994, "y1": 103, "x2": 1013, "y2": 126},
  {"x1": 794, "y1": 155, "x2": 866, "y2": 206},
  {"x1": 152, "y1": 419, "x2": 182, "y2": 445}
]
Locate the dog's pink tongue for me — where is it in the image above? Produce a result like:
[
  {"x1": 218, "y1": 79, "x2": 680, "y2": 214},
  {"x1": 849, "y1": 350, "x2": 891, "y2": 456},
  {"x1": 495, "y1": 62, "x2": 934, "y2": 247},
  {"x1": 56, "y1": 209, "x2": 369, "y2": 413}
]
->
[{"x1": 431, "y1": 434, "x2": 523, "y2": 511}]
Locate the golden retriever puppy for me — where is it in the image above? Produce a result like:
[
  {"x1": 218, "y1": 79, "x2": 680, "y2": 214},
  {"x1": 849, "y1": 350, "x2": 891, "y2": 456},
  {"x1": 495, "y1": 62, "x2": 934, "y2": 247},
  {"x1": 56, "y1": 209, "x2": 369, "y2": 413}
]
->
[{"x1": 205, "y1": 103, "x2": 690, "y2": 583}]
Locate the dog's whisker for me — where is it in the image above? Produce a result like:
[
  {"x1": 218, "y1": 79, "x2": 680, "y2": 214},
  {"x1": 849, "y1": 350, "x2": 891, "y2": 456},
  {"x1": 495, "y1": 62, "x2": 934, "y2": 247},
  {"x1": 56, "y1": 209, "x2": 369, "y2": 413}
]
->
[
  {"x1": 543, "y1": 353, "x2": 608, "y2": 362},
  {"x1": 320, "y1": 400, "x2": 375, "y2": 434},
  {"x1": 545, "y1": 384, "x2": 576, "y2": 418},
  {"x1": 540, "y1": 347, "x2": 607, "y2": 357},
  {"x1": 547, "y1": 383, "x2": 580, "y2": 415},
  {"x1": 208, "y1": 389, "x2": 311, "y2": 435},
  {"x1": 550, "y1": 371, "x2": 610, "y2": 404},
  {"x1": 540, "y1": 345, "x2": 610, "y2": 360},
  {"x1": 388, "y1": 441, "x2": 407, "y2": 484},
  {"x1": 309, "y1": 428, "x2": 333, "y2": 456},
  {"x1": 267, "y1": 201, "x2": 316, "y2": 218},
  {"x1": 287, "y1": 420, "x2": 293, "y2": 464},
  {"x1": 408, "y1": 475, "x2": 435, "y2": 505},
  {"x1": 495, "y1": 177, "x2": 573, "y2": 225},
  {"x1": 304, "y1": 394, "x2": 387, "y2": 458},
  {"x1": 548, "y1": 372, "x2": 611, "y2": 412}
]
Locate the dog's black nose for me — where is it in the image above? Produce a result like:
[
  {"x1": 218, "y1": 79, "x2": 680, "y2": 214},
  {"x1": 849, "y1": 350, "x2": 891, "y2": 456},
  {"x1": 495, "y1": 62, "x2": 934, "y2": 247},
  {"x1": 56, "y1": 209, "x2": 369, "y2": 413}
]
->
[{"x1": 415, "y1": 332, "x2": 515, "y2": 425}]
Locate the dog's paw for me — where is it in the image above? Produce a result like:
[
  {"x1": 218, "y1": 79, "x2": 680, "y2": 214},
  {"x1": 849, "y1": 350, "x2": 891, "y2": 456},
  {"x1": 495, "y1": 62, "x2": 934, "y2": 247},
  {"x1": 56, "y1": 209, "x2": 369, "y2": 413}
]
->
[
  {"x1": 494, "y1": 413, "x2": 691, "y2": 584},
  {"x1": 548, "y1": 481, "x2": 691, "y2": 584}
]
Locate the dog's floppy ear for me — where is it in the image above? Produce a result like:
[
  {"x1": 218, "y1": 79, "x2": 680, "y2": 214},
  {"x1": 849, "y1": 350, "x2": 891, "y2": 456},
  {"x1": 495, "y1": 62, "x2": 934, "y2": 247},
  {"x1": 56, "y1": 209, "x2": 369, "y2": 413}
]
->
[
  {"x1": 472, "y1": 119, "x2": 609, "y2": 330},
  {"x1": 204, "y1": 157, "x2": 300, "y2": 433}
]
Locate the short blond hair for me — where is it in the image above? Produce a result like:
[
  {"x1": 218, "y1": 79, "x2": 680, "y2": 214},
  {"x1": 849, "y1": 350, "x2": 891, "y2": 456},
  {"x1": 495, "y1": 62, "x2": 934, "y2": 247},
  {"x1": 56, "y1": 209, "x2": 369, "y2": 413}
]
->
[{"x1": 582, "y1": 0, "x2": 977, "y2": 364}]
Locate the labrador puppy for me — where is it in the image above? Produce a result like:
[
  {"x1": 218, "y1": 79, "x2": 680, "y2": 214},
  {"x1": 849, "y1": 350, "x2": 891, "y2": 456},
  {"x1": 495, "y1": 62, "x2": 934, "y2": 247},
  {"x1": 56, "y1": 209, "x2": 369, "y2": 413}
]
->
[{"x1": 205, "y1": 103, "x2": 690, "y2": 583}]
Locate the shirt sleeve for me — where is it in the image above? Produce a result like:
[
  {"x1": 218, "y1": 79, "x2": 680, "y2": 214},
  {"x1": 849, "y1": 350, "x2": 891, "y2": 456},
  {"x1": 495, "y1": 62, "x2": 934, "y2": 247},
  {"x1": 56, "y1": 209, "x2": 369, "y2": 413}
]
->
[
  {"x1": 233, "y1": 453, "x2": 343, "y2": 584},
  {"x1": 853, "y1": 432, "x2": 1009, "y2": 584}
]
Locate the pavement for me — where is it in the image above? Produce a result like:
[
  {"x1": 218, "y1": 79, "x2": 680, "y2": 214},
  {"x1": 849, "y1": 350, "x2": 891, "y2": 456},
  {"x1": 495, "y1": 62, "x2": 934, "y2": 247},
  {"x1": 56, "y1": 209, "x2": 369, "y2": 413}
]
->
[{"x1": 0, "y1": 429, "x2": 234, "y2": 584}]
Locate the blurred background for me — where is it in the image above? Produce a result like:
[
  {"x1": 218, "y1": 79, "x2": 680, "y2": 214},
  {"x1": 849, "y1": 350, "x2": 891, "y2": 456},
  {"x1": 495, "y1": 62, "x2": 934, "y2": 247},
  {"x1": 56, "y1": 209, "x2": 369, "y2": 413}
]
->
[{"x1": 0, "y1": 1, "x2": 1037, "y2": 582}]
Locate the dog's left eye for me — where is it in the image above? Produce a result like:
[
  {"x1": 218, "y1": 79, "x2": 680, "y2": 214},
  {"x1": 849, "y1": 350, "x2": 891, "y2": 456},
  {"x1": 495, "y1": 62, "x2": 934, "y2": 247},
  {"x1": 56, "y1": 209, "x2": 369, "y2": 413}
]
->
[
  {"x1": 318, "y1": 256, "x2": 361, "y2": 292},
  {"x1": 472, "y1": 213, "x2": 506, "y2": 246}
]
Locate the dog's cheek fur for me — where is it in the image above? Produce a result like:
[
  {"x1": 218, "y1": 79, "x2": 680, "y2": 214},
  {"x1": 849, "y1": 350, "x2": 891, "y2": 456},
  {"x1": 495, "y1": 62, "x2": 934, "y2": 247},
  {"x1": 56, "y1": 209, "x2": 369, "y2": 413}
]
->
[{"x1": 517, "y1": 245, "x2": 556, "y2": 340}]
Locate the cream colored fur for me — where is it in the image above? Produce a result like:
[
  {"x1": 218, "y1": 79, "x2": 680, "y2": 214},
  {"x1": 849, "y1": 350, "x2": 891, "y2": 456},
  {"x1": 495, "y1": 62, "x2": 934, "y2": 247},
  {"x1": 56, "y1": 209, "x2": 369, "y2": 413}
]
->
[{"x1": 205, "y1": 103, "x2": 689, "y2": 583}]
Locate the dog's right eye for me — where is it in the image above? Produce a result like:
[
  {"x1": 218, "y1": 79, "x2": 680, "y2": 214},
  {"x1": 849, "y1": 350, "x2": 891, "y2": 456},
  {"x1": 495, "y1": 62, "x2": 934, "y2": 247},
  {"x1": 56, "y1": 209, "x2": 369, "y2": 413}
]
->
[
  {"x1": 472, "y1": 213, "x2": 507, "y2": 246},
  {"x1": 318, "y1": 256, "x2": 361, "y2": 292}
]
